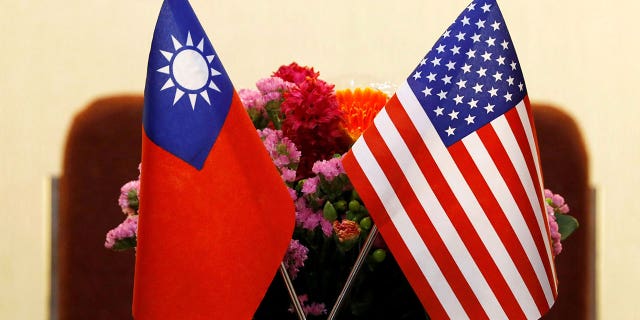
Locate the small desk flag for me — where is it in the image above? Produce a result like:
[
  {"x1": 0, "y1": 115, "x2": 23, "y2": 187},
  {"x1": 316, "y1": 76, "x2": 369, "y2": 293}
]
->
[
  {"x1": 343, "y1": 1, "x2": 558, "y2": 319},
  {"x1": 133, "y1": 0, "x2": 295, "y2": 319}
]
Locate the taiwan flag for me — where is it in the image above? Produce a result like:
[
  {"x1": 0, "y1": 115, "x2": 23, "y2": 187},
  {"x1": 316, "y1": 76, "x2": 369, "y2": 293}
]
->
[{"x1": 132, "y1": 0, "x2": 295, "y2": 319}]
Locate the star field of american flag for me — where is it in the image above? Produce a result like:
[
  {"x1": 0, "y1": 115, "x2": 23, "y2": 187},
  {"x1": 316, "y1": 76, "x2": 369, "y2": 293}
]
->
[{"x1": 408, "y1": 1, "x2": 525, "y2": 146}]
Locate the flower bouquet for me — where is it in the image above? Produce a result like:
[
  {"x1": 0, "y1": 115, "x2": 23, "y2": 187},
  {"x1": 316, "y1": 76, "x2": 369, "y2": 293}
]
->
[{"x1": 106, "y1": 62, "x2": 579, "y2": 319}]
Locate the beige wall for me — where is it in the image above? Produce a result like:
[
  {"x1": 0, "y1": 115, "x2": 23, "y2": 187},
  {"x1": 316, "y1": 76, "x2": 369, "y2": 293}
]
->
[{"x1": 1, "y1": 0, "x2": 637, "y2": 318}]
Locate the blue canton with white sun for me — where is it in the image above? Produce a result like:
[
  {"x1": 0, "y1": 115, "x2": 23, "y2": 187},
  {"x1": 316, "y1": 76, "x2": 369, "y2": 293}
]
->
[
  {"x1": 143, "y1": 0, "x2": 234, "y2": 170},
  {"x1": 408, "y1": 1, "x2": 526, "y2": 147}
]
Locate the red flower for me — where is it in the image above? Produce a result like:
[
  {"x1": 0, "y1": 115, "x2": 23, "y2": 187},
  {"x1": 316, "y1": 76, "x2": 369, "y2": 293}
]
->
[
  {"x1": 281, "y1": 77, "x2": 352, "y2": 177},
  {"x1": 333, "y1": 220, "x2": 361, "y2": 243},
  {"x1": 273, "y1": 62, "x2": 320, "y2": 85}
]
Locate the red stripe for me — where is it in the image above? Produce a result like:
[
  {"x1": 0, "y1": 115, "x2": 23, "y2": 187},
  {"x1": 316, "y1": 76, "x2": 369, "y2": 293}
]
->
[
  {"x1": 342, "y1": 152, "x2": 450, "y2": 320},
  {"x1": 386, "y1": 96, "x2": 528, "y2": 318},
  {"x1": 364, "y1": 123, "x2": 487, "y2": 318},
  {"x1": 475, "y1": 123, "x2": 551, "y2": 313}
]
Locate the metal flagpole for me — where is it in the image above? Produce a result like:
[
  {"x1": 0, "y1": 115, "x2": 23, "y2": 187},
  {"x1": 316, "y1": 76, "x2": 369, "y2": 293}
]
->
[
  {"x1": 326, "y1": 225, "x2": 379, "y2": 320},
  {"x1": 279, "y1": 262, "x2": 307, "y2": 320}
]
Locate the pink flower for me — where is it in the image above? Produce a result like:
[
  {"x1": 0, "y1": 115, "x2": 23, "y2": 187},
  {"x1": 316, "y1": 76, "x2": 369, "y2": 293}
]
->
[
  {"x1": 238, "y1": 88, "x2": 265, "y2": 111},
  {"x1": 256, "y1": 76, "x2": 294, "y2": 97},
  {"x1": 284, "y1": 239, "x2": 309, "y2": 279},
  {"x1": 301, "y1": 177, "x2": 319, "y2": 195},
  {"x1": 312, "y1": 157, "x2": 345, "y2": 181},
  {"x1": 295, "y1": 294, "x2": 327, "y2": 316},
  {"x1": 104, "y1": 215, "x2": 138, "y2": 249},
  {"x1": 118, "y1": 180, "x2": 140, "y2": 212}
]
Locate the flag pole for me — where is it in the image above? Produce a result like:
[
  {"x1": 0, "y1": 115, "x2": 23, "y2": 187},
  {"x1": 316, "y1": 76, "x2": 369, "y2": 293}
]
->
[
  {"x1": 327, "y1": 225, "x2": 379, "y2": 320},
  {"x1": 279, "y1": 262, "x2": 307, "y2": 320}
]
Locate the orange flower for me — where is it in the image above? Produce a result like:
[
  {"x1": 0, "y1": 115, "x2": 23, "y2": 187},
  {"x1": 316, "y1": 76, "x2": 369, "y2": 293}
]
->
[
  {"x1": 336, "y1": 88, "x2": 388, "y2": 140},
  {"x1": 333, "y1": 220, "x2": 361, "y2": 243}
]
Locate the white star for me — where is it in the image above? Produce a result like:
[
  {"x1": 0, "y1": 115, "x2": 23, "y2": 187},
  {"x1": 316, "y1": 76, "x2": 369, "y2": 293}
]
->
[
  {"x1": 453, "y1": 94, "x2": 464, "y2": 105},
  {"x1": 488, "y1": 87, "x2": 498, "y2": 97},
  {"x1": 467, "y1": 3, "x2": 476, "y2": 11},
  {"x1": 434, "y1": 106, "x2": 444, "y2": 116},
  {"x1": 456, "y1": 79, "x2": 467, "y2": 89},
  {"x1": 476, "y1": 19, "x2": 486, "y2": 29},
  {"x1": 468, "y1": 99, "x2": 479, "y2": 109},
  {"x1": 501, "y1": 40, "x2": 510, "y2": 50},
  {"x1": 485, "y1": 103, "x2": 495, "y2": 113},
  {"x1": 496, "y1": 55, "x2": 506, "y2": 65},
  {"x1": 506, "y1": 76, "x2": 515, "y2": 86},
  {"x1": 518, "y1": 82, "x2": 525, "y2": 91},
  {"x1": 504, "y1": 92, "x2": 513, "y2": 101},
  {"x1": 481, "y1": 51, "x2": 492, "y2": 61},
  {"x1": 431, "y1": 57, "x2": 441, "y2": 66},
  {"x1": 445, "y1": 126, "x2": 456, "y2": 136},
  {"x1": 466, "y1": 49, "x2": 477, "y2": 59},
  {"x1": 472, "y1": 83, "x2": 484, "y2": 93},
  {"x1": 446, "y1": 61, "x2": 456, "y2": 70},
  {"x1": 437, "y1": 90, "x2": 448, "y2": 100},
  {"x1": 465, "y1": 114, "x2": 476, "y2": 124},
  {"x1": 491, "y1": 21, "x2": 501, "y2": 30},
  {"x1": 461, "y1": 63, "x2": 472, "y2": 73},
  {"x1": 448, "y1": 109, "x2": 460, "y2": 119},
  {"x1": 461, "y1": 16, "x2": 471, "y2": 26},
  {"x1": 426, "y1": 72, "x2": 437, "y2": 82},
  {"x1": 450, "y1": 45, "x2": 461, "y2": 55},
  {"x1": 443, "y1": 30, "x2": 451, "y2": 38},
  {"x1": 485, "y1": 37, "x2": 496, "y2": 47},
  {"x1": 455, "y1": 31, "x2": 466, "y2": 41},
  {"x1": 492, "y1": 71, "x2": 503, "y2": 81},
  {"x1": 476, "y1": 67, "x2": 487, "y2": 77},
  {"x1": 510, "y1": 61, "x2": 518, "y2": 70},
  {"x1": 441, "y1": 75, "x2": 453, "y2": 84},
  {"x1": 422, "y1": 86, "x2": 432, "y2": 96},
  {"x1": 471, "y1": 33, "x2": 481, "y2": 43},
  {"x1": 436, "y1": 44, "x2": 446, "y2": 53},
  {"x1": 419, "y1": 58, "x2": 427, "y2": 66},
  {"x1": 412, "y1": 71, "x2": 422, "y2": 80},
  {"x1": 481, "y1": 3, "x2": 492, "y2": 12}
]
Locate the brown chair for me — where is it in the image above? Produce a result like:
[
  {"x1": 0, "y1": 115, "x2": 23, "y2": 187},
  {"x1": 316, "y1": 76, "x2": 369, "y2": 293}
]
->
[
  {"x1": 56, "y1": 97, "x2": 592, "y2": 319},
  {"x1": 534, "y1": 103, "x2": 594, "y2": 320},
  {"x1": 57, "y1": 95, "x2": 143, "y2": 319}
]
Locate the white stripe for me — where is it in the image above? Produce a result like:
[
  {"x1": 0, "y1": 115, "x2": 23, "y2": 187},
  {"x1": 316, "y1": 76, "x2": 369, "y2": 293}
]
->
[
  {"x1": 516, "y1": 103, "x2": 558, "y2": 288},
  {"x1": 396, "y1": 82, "x2": 540, "y2": 319},
  {"x1": 374, "y1": 109, "x2": 506, "y2": 319},
  {"x1": 350, "y1": 137, "x2": 469, "y2": 319},
  {"x1": 492, "y1": 115, "x2": 556, "y2": 306}
]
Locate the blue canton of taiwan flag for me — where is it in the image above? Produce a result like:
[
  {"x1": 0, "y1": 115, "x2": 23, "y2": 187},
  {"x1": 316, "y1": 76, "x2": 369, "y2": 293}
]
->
[
  {"x1": 143, "y1": 0, "x2": 233, "y2": 170},
  {"x1": 343, "y1": 1, "x2": 558, "y2": 319},
  {"x1": 133, "y1": 1, "x2": 295, "y2": 319}
]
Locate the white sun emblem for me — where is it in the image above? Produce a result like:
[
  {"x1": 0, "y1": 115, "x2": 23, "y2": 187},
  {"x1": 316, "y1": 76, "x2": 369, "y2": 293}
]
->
[{"x1": 156, "y1": 31, "x2": 222, "y2": 109}]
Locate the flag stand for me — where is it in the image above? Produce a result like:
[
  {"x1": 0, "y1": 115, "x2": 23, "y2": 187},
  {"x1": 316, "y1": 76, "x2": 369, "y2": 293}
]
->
[
  {"x1": 279, "y1": 262, "x2": 307, "y2": 320},
  {"x1": 326, "y1": 225, "x2": 379, "y2": 320}
]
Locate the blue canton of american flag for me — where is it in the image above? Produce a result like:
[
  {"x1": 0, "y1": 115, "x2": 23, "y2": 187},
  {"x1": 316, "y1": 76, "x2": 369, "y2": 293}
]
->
[{"x1": 409, "y1": 1, "x2": 525, "y2": 146}]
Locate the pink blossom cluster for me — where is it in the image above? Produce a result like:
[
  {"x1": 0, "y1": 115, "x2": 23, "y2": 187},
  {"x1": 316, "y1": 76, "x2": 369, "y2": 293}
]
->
[
  {"x1": 257, "y1": 128, "x2": 300, "y2": 182},
  {"x1": 295, "y1": 197, "x2": 333, "y2": 237},
  {"x1": 284, "y1": 239, "x2": 309, "y2": 279},
  {"x1": 311, "y1": 157, "x2": 344, "y2": 181},
  {"x1": 104, "y1": 215, "x2": 138, "y2": 249},
  {"x1": 238, "y1": 77, "x2": 293, "y2": 112},
  {"x1": 296, "y1": 294, "x2": 326, "y2": 317},
  {"x1": 544, "y1": 189, "x2": 570, "y2": 256},
  {"x1": 118, "y1": 180, "x2": 140, "y2": 215}
]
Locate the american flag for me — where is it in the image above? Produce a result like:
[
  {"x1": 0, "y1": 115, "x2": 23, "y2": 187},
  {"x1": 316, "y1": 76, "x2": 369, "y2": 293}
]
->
[{"x1": 342, "y1": 1, "x2": 558, "y2": 319}]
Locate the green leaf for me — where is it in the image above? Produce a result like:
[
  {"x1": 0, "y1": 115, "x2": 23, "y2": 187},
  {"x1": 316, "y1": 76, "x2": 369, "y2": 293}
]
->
[{"x1": 555, "y1": 214, "x2": 579, "y2": 241}]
